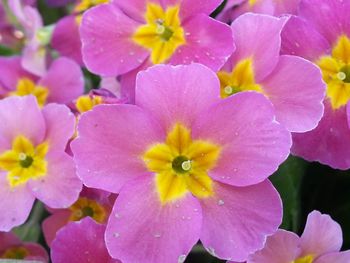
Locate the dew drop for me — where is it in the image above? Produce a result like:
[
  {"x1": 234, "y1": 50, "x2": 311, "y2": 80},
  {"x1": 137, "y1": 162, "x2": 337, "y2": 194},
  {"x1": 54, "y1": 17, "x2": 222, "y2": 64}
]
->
[
  {"x1": 115, "y1": 213, "x2": 121, "y2": 218},
  {"x1": 153, "y1": 233, "x2": 162, "y2": 238},
  {"x1": 113, "y1": 232, "x2": 120, "y2": 238},
  {"x1": 218, "y1": 199, "x2": 225, "y2": 206}
]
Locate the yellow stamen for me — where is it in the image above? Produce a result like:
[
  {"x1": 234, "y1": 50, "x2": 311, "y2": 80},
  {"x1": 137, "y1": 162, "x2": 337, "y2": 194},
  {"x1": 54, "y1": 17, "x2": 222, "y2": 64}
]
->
[
  {"x1": 133, "y1": 3, "x2": 186, "y2": 64},
  {"x1": 75, "y1": 95, "x2": 103, "y2": 113},
  {"x1": 68, "y1": 197, "x2": 107, "y2": 223},
  {"x1": 143, "y1": 123, "x2": 221, "y2": 204},
  {"x1": 1, "y1": 247, "x2": 29, "y2": 259},
  {"x1": 9, "y1": 78, "x2": 49, "y2": 107},
  {"x1": 0, "y1": 136, "x2": 48, "y2": 187},
  {"x1": 317, "y1": 35, "x2": 350, "y2": 109},
  {"x1": 217, "y1": 58, "x2": 263, "y2": 98},
  {"x1": 293, "y1": 255, "x2": 314, "y2": 263}
]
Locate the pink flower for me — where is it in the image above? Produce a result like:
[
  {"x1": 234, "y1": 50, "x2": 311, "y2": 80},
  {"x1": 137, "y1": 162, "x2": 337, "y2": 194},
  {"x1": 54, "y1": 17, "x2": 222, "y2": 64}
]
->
[
  {"x1": 218, "y1": 13, "x2": 325, "y2": 133},
  {"x1": 281, "y1": 0, "x2": 350, "y2": 169},
  {"x1": 72, "y1": 63, "x2": 291, "y2": 262},
  {"x1": 0, "y1": 56, "x2": 84, "y2": 107},
  {"x1": 0, "y1": 95, "x2": 82, "y2": 231},
  {"x1": 43, "y1": 187, "x2": 114, "y2": 246},
  {"x1": 79, "y1": 0, "x2": 234, "y2": 77},
  {"x1": 240, "y1": 211, "x2": 350, "y2": 263},
  {"x1": 0, "y1": 231, "x2": 48, "y2": 262},
  {"x1": 217, "y1": 0, "x2": 300, "y2": 24},
  {"x1": 51, "y1": 217, "x2": 121, "y2": 263}
]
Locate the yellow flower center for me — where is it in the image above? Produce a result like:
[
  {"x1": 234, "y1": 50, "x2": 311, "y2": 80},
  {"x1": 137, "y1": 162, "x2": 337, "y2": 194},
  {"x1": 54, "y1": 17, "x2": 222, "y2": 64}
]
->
[
  {"x1": 9, "y1": 78, "x2": 49, "y2": 107},
  {"x1": 0, "y1": 136, "x2": 48, "y2": 187},
  {"x1": 292, "y1": 255, "x2": 314, "y2": 263},
  {"x1": 143, "y1": 123, "x2": 221, "y2": 204},
  {"x1": 317, "y1": 35, "x2": 350, "y2": 109},
  {"x1": 1, "y1": 246, "x2": 29, "y2": 259},
  {"x1": 69, "y1": 197, "x2": 107, "y2": 223},
  {"x1": 75, "y1": 95, "x2": 103, "y2": 113},
  {"x1": 133, "y1": 3, "x2": 186, "y2": 64},
  {"x1": 74, "y1": 0, "x2": 109, "y2": 13},
  {"x1": 217, "y1": 58, "x2": 263, "y2": 98}
]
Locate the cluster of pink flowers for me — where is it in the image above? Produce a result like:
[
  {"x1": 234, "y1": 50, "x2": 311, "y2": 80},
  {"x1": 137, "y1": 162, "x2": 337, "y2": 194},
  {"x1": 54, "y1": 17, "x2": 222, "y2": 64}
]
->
[{"x1": 0, "y1": 0, "x2": 349, "y2": 262}]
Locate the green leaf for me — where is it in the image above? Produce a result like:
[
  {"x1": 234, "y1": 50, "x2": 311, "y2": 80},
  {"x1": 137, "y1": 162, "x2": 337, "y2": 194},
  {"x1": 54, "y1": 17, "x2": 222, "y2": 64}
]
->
[{"x1": 270, "y1": 155, "x2": 308, "y2": 232}]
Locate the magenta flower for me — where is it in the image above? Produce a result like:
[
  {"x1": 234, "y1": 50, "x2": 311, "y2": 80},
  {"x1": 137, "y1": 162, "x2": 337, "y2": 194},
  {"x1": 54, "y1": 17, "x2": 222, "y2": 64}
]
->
[
  {"x1": 0, "y1": 56, "x2": 84, "y2": 107},
  {"x1": 0, "y1": 95, "x2": 82, "y2": 231},
  {"x1": 51, "y1": 217, "x2": 121, "y2": 263},
  {"x1": 281, "y1": 0, "x2": 350, "y2": 169},
  {"x1": 218, "y1": 13, "x2": 325, "y2": 133},
  {"x1": 80, "y1": 0, "x2": 234, "y2": 77},
  {"x1": 43, "y1": 187, "x2": 114, "y2": 246},
  {"x1": 0, "y1": 231, "x2": 48, "y2": 261},
  {"x1": 217, "y1": 0, "x2": 300, "y2": 23},
  {"x1": 72, "y1": 63, "x2": 291, "y2": 262},
  {"x1": 241, "y1": 211, "x2": 350, "y2": 263}
]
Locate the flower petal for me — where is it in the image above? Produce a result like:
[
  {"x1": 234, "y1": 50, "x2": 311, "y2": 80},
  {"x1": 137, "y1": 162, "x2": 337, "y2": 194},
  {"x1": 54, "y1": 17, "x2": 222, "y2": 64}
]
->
[
  {"x1": 199, "y1": 180, "x2": 282, "y2": 262},
  {"x1": 71, "y1": 104, "x2": 164, "y2": 193},
  {"x1": 38, "y1": 57, "x2": 84, "y2": 104},
  {"x1": 300, "y1": 211, "x2": 342, "y2": 257},
  {"x1": 136, "y1": 63, "x2": 221, "y2": 130},
  {"x1": 247, "y1": 230, "x2": 300, "y2": 263},
  {"x1": 105, "y1": 175, "x2": 202, "y2": 263},
  {"x1": 0, "y1": 56, "x2": 37, "y2": 94},
  {"x1": 292, "y1": 102, "x2": 350, "y2": 169},
  {"x1": 193, "y1": 92, "x2": 291, "y2": 186},
  {"x1": 315, "y1": 251, "x2": 350, "y2": 263},
  {"x1": 28, "y1": 151, "x2": 82, "y2": 208},
  {"x1": 170, "y1": 14, "x2": 234, "y2": 71},
  {"x1": 299, "y1": 0, "x2": 350, "y2": 45},
  {"x1": 281, "y1": 16, "x2": 331, "y2": 61},
  {"x1": 51, "y1": 16, "x2": 83, "y2": 66},
  {"x1": 229, "y1": 13, "x2": 285, "y2": 81},
  {"x1": 0, "y1": 96, "x2": 45, "y2": 151},
  {"x1": 42, "y1": 103, "x2": 75, "y2": 151},
  {"x1": 51, "y1": 217, "x2": 120, "y2": 263},
  {"x1": 261, "y1": 55, "x2": 325, "y2": 132},
  {"x1": 0, "y1": 173, "x2": 35, "y2": 231},
  {"x1": 42, "y1": 210, "x2": 71, "y2": 247},
  {"x1": 80, "y1": 4, "x2": 149, "y2": 76}
]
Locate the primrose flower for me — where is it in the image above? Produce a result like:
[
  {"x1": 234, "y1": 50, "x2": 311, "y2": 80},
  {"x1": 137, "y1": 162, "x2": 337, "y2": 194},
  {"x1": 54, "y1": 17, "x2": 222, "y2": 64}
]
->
[
  {"x1": 218, "y1": 13, "x2": 325, "y2": 133},
  {"x1": 281, "y1": 0, "x2": 350, "y2": 169},
  {"x1": 241, "y1": 211, "x2": 350, "y2": 263},
  {"x1": 218, "y1": 0, "x2": 300, "y2": 23},
  {"x1": 0, "y1": 56, "x2": 84, "y2": 107},
  {"x1": 51, "y1": 217, "x2": 121, "y2": 263},
  {"x1": 80, "y1": 0, "x2": 234, "y2": 77},
  {"x1": 43, "y1": 187, "x2": 114, "y2": 246},
  {"x1": 72, "y1": 63, "x2": 291, "y2": 262},
  {"x1": 0, "y1": 231, "x2": 48, "y2": 262},
  {"x1": 0, "y1": 95, "x2": 82, "y2": 231}
]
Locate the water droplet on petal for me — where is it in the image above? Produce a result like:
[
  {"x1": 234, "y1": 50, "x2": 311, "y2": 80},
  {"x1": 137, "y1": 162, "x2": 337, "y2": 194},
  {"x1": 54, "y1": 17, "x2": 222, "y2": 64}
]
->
[
  {"x1": 113, "y1": 232, "x2": 120, "y2": 238},
  {"x1": 218, "y1": 199, "x2": 225, "y2": 206},
  {"x1": 153, "y1": 232, "x2": 162, "y2": 238}
]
